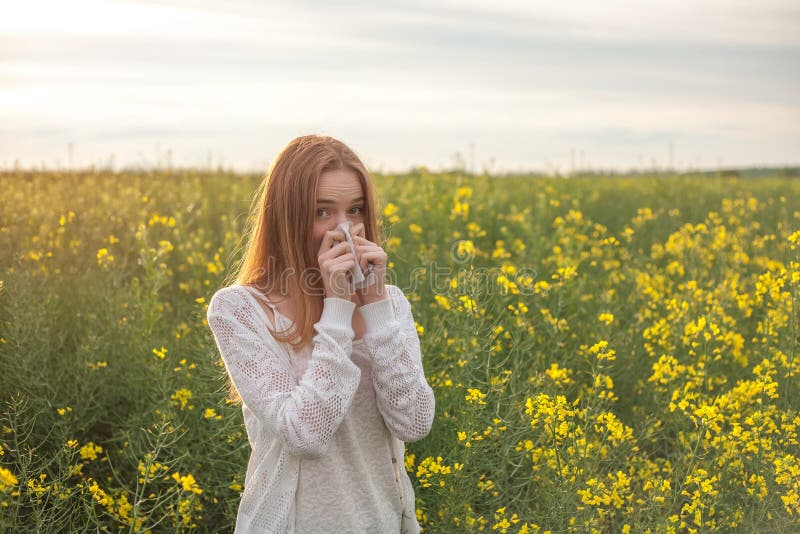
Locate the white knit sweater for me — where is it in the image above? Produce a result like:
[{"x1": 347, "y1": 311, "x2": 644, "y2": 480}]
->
[{"x1": 206, "y1": 284, "x2": 435, "y2": 533}]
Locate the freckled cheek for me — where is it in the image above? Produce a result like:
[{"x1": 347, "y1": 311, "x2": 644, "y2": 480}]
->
[
  {"x1": 312, "y1": 229, "x2": 325, "y2": 251},
  {"x1": 312, "y1": 223, "x2": 335, "y2": 253}
]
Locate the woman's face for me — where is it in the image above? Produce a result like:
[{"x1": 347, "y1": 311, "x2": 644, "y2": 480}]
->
[{"x1": 312, "y1": 168, "x2": 366, "y2": 256}]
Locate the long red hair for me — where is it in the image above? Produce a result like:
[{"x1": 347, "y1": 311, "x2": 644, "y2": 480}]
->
[{"x1": 226, "y1": 135, "x2": 382, "y2": 350}]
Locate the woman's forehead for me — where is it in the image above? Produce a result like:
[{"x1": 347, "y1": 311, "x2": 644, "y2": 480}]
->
[{"x1": 316, "y1": 169, "x2": 364, "y2": 202}]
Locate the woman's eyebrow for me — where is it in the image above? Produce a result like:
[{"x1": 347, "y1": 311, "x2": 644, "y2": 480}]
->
[{"x1": 316, "y1": 196, "x2": 365, "y2": 204}]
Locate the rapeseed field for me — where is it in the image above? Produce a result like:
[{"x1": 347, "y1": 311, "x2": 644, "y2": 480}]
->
[{"x1": 0, "y1": 170, "x2": 798, "y2": 532}]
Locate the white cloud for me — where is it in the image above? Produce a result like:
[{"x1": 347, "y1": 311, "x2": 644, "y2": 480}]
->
[{"x1": 434, "y1": 0, "x2": 800, "y2": 46}]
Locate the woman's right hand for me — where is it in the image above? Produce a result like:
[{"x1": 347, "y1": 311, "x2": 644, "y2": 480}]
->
[{"x1": 317, "y1": 228, "x2": 356, "y2": 299}]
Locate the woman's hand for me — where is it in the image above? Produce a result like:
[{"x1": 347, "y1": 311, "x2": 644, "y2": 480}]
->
[
  {"x1": 350, "y1": 225, "x2": 389, "y2": 305},
  {"x1": 317, "y1": 228, "x2": 356, "y2": 299}
]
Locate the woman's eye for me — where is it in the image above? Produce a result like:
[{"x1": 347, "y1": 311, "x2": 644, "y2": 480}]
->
[
  {"x1": 349, "y1": 206, "x2": 364, "y2": 215},
  {"x1": 315, "y1": 208, "x2": 328, "y2": 217}
]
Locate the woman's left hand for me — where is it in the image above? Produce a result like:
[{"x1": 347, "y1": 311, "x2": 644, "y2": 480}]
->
[{"x1": 351, "y1": 232, "x2": 388, "y2": 305}]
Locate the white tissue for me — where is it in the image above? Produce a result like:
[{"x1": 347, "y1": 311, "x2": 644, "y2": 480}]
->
[{"x1": 336, "y1": 221, "x2": 375, "y2": 291}]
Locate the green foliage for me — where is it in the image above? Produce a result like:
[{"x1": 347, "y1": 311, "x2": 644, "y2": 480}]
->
[{"x1": 0, "y1": 170, "x2": 798, "y2": 532}]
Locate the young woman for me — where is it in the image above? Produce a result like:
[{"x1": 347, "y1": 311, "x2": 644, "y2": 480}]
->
[{"x1": 206, "y1": 135, "x2": 435, "y2": 533}]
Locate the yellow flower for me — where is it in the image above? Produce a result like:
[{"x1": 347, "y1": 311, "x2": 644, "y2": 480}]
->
[
  {"x1": 405, "y1": 453, "x2": 415, "y2": 473},
  {"x1": 171, "y1": 388, "x2": 193, "y2": 410},
  {"x1": 58, "y1": 211, "x2": 75, "y2": 226},
  {"x1": 465, "y1": 388, "x2": 487, "y2": 405},
  {"x1": 553, "y1": 265, "x2": 578, "y2": 281},
  {"x1": 382, "y1": 203, "x2": 400, "y2": 224},
  {"x1": 533, "y1": 280, "x2": 551, "y2": 295},
  {"x1": 456, "y1": 240, "x2": 475, "y2": 260},
  {"x1": 456, "y1": 186, "x2": 473, "y2": 199},
  {"x1": 79, "y1": 442, "x2": 103, "y2": 461},
  {"x1": 203, "y1": 408, "x2": 222, "y2": 420},
  {"x1": 451, "y1": 187, "x2": 472, "y2": 220},
  {"x1": 787, "y1": 229, "x2": 800, "y2": 249},
  {"x1": 545, "y1": 363, "x2": 574, "y2": 387},
  {"x1": 153, "y1": 346, "x2": 168, "y2": 360},
  {"x1": 496, "y1": 274, "x2": 519, "y2": 295},
  {"x1": 172, "y1": 472, "x2": 203, "y2": 494},
  {"x1": 598, "y1": 312, "x2": 614, "y2": 325},
  {"x1": 148, "y1": 214, "x2": 176, "y2": 227},
  {"x1": 96, "y1": 247, "x2": 114, "y2": 266},
  {"x1": 458, "y1": 295, "x2": 478, "y2": 313},
  {"x1": 492, "y1": 240, "x2": 511, "y2": 260},
  {"x1": 0, "y1": 467, "x2": 18, "y2": 488},
  {"x1": 434, "y1": 295, "x2": 451, "y2": 310},
  {"x1": 588, "y1": 340, "x2": 616, "y2": 361},
  {"x1": 415, "y1": 456, "x2": 461, "y2": 489}
]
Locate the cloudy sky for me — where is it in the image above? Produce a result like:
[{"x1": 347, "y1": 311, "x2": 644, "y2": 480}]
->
[{"x1": 2, "y1": 0, "x2": 798, "y2": 173}]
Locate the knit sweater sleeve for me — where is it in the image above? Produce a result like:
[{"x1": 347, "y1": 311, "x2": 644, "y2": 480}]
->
[
  {"x1": 357, "y1": 285, "x2": 435, "y2": 442},
  {"x1": 206, "y1": 287, "x2": 362, "y2": 459}
]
